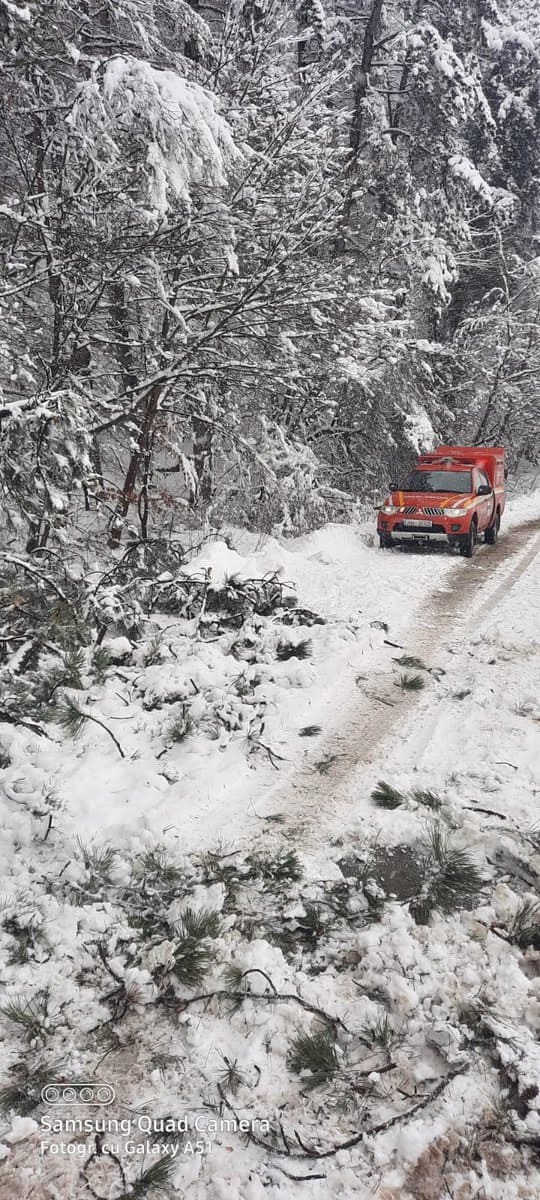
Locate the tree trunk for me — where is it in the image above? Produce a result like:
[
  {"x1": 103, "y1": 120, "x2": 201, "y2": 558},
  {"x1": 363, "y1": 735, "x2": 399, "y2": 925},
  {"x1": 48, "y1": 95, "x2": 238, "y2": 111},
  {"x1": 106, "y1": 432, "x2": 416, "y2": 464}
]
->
[
  {"x1": 297, "y1": 1, "x2": 324, "y2": 79},
  {"x1": 108, "y1": 385, "x2": 161, "y2": 548},
  {"x1": 110, "y1": 283, "x2": 138, "y2": 394},
  {"x1": 191, "y1": 415, "x2": 214, "y2": 506},
  {"x1": 349, "y1": 0, "x2": 384, "y2": 156}
]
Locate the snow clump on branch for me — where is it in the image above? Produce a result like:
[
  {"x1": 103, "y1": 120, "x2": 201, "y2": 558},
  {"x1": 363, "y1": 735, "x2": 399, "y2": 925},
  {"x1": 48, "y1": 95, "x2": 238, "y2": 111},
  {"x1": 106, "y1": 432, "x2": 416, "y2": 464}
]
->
[{"x1": 71, "y1": 55, "x2": 240, "y2": 219}]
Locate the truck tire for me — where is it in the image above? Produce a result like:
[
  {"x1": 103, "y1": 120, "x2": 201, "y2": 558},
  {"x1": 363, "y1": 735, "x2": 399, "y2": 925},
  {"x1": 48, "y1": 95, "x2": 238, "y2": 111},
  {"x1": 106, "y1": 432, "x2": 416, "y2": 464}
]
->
[
  {"x1": 379, "y1": 533, "x2": 393, "y2": 549},
  {"x1": 459, "y1": 518, "x2": 477, "y2": 558},
  {"x1": 485, "y1": 511, "x2": 500, "y2": 545}
]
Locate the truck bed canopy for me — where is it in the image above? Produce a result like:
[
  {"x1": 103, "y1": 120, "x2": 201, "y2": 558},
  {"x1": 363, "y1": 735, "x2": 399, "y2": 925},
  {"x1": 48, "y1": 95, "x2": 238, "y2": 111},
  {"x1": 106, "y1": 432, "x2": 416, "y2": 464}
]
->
[{"x1": 417, "y1": 446, "x2": 505, "y2": 489}]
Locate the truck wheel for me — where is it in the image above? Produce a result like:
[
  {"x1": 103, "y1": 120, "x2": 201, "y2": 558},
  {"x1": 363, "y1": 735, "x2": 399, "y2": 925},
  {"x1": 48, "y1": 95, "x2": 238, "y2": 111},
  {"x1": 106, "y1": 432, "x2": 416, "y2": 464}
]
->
[
  {"x1": 485, "y1": 511, "x2": 500, "y2": 545},
  {"x1": 379, "y1": 533, "x2": 393, "y2": 549},
  {"x1": 459, "y1": 518, "x2": 477, "y2": 558}
]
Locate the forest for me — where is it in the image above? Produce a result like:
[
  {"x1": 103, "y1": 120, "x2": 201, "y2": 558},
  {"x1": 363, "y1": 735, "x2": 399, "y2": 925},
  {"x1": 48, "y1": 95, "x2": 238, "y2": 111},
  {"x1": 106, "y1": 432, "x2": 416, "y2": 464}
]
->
[{"x1": 0, "y1": 0, "x2": 538, "y2": 563}]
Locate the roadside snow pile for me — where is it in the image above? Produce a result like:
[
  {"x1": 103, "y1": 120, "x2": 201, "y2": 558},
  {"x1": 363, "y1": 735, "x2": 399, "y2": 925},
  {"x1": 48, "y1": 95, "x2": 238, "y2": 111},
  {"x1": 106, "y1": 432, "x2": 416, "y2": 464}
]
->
[
  {"x1": 2, "y1": 521, "x2": 451, "y2": 847},
  {"x1": 0, "y1": 537, "x2": 359, "y2": 848}
]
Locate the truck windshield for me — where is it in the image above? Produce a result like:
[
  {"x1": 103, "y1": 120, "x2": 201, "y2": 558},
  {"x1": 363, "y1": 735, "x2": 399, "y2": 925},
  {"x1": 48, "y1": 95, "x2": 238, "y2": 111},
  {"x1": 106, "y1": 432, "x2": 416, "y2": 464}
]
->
[{"x1": 400, "y1": 470, "x2": 472, "y2": 494}]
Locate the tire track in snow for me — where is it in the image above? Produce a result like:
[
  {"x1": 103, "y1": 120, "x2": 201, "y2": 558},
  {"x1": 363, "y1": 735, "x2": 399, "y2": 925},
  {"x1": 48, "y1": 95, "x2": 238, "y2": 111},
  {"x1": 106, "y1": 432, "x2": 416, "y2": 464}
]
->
[{"x1": 264, "y1": 518, "x2": 540, "y2": 838}]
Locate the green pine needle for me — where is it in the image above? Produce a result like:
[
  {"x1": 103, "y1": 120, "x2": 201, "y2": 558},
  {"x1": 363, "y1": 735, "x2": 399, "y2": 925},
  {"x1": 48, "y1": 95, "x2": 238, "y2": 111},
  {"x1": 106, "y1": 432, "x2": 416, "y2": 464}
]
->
[
  {"x1": 315, "y1": 755, "x2": 336, "y2": 775},
  {"x1": 508, "y1": 900, "x2": 540, "y2": 949},
  {"x1": 398, "y1": 673, "x2": 425, "y2": 691},
  {"x1": 371, "y1": 780, "x2": 405, "y2": 809},
  {"x1": 362, "y1": 1012, "x2": 401, "y2": 1049},
  {"x1": 411, "y1": 788, "x2": 442, "y2": 810},
  {"x1": 62, "y1": 647, "x2": 85, "y2": 688},
  {"x1": 276, "y1": 638, "x2": 312, "y2": 662},
  {"x1": 167, "y1": 706, "x2": 195, "y2": 743},
  {"x1": 222, "y1": 964, "x2": 244, "y2": 992},
  {"x1": 394, "y1": 655, "x2": 427, "y2": 670},
  {"x1": 267, "y1": 924, "x2": 299, "y2": 958},
  {"x1": 181, "y1": 907, "x2": 221, "y2": 940},
  {"x1": 1, "y1": 994, "x2": 49, "y2": 1040},
  {"x1": 172, "y1": 934, "x2": 212, "y2": 988},
  {"x1": 410, "y1": 825, "x2": 483, "y2": 924},
  {"x1": 249, "y1": 849, "x2": 302, "y2": 883},
  {"x1": 409, "y1": 895, "x2": 433, "y2": 925},
  {"x1": 0, "y1": 1082, "x2": 30, "y2": 1116},
  {"x1": 0, "y1": 1060, "x2": 55, "y2": 1116},
  {"x1": 287, "y1": 1028, "x2": 339, "y2": 1090},
  {"x1": 216, "y1": 1054, "x2": 246, "y2": 1095},
  {"x1": 171, "y1": 908, "x2": 221, "y2": 988},
  {"x1": 56, "y1": 695, "x2": 85, "y2": 736},
  {"x1": 142, "y1": 634, "x2": 165, "y2": 667},
  {"x1": 91, "y1": 646, "x2": 113, "y2": 679},
  {"x1": 130, "y1": 1155, "x2": 175, "y2": 1198},
  {"x1": 5, "y1": 922, "x2": 34, "y2": 965},
  {"x1": 77, "y1": 838, "x2": 116, "y2": 880},
  {"x1": 136, "y1": 847, "x2": 185, "y2": 888}
]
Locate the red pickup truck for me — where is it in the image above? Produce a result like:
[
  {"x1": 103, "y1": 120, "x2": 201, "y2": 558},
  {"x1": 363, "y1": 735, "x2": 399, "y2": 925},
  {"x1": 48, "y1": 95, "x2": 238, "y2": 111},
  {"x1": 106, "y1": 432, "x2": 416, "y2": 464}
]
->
[{"x1": 377, "y1": 446, "x2": 506, "y2": 557}]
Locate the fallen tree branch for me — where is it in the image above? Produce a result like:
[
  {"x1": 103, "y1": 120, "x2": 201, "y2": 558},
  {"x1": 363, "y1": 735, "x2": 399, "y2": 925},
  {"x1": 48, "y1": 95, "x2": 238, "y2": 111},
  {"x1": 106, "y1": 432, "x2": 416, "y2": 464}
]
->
[
  {"x1": 253, "y1": 739, "x2": 288, "y2": 769},
  {"x1": 240, "y1": 968, "x2": 278, "y2": 995},
  {"x1": 75, "y1": 706, "x2": 126, "y2": 759},
  {"x1": 0, "y1": 708, "x2": 52, "y2": 738},
  {"x1": 274, "y1": 1165, "x2": 327, "y2": 1181},
  {"x1": 464, "y1": 806, "x2": 507, "y2": 820},
  {"x1": 162, "y1": 986, "x2": 350, "y2": 1032},
  {"x1": 41, "y1": 814, "x2": 53, "y2": 841},
  {"x1": 216, "y1": 1063, "x2": 469, "y2": 1159},
  {"x1": 97, "y1": 942, "x2": 125, "y2": 984}
]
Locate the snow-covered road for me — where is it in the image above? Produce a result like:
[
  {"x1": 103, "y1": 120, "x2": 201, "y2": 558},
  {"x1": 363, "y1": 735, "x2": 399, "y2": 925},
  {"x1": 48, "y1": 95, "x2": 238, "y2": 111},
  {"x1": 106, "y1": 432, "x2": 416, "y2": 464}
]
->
[
  {"x1": 255, "y1": 514, "x2": 540, "y2": 857},
  {"x1": 163, "y1": 502, "x2": 539, "y2": 860}
]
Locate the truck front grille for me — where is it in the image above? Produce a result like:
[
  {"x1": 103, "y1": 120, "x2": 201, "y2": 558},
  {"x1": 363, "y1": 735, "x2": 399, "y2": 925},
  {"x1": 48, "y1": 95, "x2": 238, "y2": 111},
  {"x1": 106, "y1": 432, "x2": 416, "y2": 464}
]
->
[{"x1": 400, "y1": 505, "x2": 446, "y2": 516}]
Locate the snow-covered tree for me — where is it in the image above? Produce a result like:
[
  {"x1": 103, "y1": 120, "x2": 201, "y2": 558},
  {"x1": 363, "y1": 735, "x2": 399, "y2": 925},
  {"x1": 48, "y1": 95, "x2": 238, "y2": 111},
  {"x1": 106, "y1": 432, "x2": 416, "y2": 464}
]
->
[{"x1": 0, "y1": 0, "x2": 538, "y2": 556}]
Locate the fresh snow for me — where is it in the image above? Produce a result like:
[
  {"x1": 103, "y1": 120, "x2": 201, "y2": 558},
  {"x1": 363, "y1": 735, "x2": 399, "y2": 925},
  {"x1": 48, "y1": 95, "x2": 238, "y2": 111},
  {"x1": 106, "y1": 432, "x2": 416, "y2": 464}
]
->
[{"x1": 0, "y1": 495, "x2": 539, "y2": 1198}]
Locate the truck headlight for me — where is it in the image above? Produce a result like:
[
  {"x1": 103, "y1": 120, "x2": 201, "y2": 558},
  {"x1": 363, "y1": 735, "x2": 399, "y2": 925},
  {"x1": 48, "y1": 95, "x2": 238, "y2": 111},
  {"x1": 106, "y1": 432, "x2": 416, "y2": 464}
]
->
[
  {"x1": 443, "y1": 507, "x2": 468, "y2": 517},
  {"x1": 381, "y1": 505, "x2": 401, "y2": 514}
]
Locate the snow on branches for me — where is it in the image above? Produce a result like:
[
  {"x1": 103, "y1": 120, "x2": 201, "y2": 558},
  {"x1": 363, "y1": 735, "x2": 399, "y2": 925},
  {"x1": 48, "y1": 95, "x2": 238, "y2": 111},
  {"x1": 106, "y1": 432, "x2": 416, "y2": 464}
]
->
[{"x1": 70, "y1": 57, "x2": 240, "y2": 219}]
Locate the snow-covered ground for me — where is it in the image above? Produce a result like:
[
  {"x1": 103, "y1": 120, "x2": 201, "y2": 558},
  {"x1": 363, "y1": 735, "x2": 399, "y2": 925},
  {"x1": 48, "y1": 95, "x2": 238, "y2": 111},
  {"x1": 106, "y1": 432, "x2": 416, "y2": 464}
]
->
[{"x1": 0, "y1": 493, "x2": 539, "y2": 1199}]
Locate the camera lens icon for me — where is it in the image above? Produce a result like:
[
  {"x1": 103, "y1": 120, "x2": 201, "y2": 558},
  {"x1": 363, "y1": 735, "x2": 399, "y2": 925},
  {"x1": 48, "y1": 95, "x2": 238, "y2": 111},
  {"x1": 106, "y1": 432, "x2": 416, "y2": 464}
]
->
[{"x1": 41, "y1": 1083, "x2": 115, "y2": 1105}]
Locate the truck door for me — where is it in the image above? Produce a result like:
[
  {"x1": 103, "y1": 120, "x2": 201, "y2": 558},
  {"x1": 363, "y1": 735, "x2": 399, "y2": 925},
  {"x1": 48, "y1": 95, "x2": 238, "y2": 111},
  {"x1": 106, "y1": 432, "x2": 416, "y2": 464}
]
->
[{"x1": 475, "y1": 469, "x2": 495, "y2": 531}]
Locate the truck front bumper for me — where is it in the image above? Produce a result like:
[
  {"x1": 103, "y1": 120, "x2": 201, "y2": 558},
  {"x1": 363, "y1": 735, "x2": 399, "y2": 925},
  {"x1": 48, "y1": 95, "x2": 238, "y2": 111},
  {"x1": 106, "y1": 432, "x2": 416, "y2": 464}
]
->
[
  {"x1": 377, "y1": 517, "x2": 469, "y2": 546},
  {"x1": 389, "y1": 530, "x2": 449, "y2": 542}
]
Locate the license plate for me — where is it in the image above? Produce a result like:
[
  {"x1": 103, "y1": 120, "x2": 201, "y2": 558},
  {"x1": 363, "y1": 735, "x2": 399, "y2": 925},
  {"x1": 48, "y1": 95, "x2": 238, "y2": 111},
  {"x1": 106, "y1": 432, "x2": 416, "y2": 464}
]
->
[{"x1": 403, "y1": 519, "x2": 432, "y2": 529}]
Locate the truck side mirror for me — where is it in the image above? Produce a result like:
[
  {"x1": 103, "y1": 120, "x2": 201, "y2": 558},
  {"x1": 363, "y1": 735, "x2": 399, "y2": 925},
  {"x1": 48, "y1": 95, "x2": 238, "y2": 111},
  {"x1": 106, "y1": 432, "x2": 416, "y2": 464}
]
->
[{"x1": 477, "y1": 484, "x2": 492, "y2": 496}]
